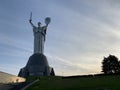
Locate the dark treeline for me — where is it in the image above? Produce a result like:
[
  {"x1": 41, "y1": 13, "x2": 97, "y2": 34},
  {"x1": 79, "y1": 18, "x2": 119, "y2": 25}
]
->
[{"x1": 101, "y1": 54, "x2": 120, "y2": 74}]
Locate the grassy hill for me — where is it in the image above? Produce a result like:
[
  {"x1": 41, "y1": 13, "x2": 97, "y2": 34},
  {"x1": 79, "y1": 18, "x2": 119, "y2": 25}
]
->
[{"x1": 25, "y1": 75, "x2": 120, "y2": 90}]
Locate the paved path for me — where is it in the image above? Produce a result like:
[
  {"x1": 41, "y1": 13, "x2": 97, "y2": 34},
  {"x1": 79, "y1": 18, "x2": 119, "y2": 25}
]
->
[{"x1": 21, "y1": 79, "x2": 39, "y2": 90}]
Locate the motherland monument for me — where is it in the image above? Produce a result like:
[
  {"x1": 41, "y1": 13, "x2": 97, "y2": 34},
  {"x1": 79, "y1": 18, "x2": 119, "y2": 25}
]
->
[{"x1": 18, "y1": 13, "x2": 55, "y2": 77}]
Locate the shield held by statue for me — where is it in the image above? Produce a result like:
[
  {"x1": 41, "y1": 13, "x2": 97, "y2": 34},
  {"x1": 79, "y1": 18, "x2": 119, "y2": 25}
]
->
[{"x1": 45, "y1": 17, "x2": 51, "y2": 25}]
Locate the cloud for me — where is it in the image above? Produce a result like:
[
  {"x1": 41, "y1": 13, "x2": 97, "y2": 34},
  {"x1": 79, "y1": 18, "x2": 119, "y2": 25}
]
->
[
  {"x1": 46, "y1": 53, "x2": 100, "y2": 76},
  {"x1": 44, "y1": 0, "x2": 120, "y2": 76},
  {"x1": 0, "y1": 33, "x2": 32, "y2": 53}
]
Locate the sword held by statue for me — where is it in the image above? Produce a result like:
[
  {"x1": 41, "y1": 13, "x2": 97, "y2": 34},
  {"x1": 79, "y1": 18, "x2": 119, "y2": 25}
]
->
[{"x1": 30, "y1": 12, "x2": 32, "y2": 21}]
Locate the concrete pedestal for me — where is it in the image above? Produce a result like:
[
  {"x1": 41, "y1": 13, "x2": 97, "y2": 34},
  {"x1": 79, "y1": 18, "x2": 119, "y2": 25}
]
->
[{"x1": 18, "y1": 53, "x2": 55, "y2": 77}]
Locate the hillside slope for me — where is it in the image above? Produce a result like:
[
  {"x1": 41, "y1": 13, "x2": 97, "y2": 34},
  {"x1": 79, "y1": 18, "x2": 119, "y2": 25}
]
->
[
  {"x1": 0, "y1": 71, "x2": 25, "y2": 84},
  {"x1": 25, "y1": 75, "x2": 120, "y2": 90}
]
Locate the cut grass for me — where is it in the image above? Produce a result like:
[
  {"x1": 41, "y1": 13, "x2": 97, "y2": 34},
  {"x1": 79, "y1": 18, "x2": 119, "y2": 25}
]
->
[{"x1": 25, "y1": 75, "x2": 120, "y2": 90}]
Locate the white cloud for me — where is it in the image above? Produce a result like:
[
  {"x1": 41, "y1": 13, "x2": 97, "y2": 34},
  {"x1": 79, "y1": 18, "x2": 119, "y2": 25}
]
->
[
  {"x1": 46, "y1": 53, "x2": 101, "y2": 76},
  {"x1": 0, "y1": 33, "x2": 32, "y2": 53}
]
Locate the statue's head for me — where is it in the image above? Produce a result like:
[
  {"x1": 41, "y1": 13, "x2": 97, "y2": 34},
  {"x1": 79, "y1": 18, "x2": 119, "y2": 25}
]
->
[{"x1": 38, "y1": 22, "x2": 41, "y2": 27}]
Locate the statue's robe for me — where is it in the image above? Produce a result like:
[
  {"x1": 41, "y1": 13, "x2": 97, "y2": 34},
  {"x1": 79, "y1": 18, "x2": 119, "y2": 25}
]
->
[{"x1": 33, "y1": 26, "x2": 46, "y2": 54}]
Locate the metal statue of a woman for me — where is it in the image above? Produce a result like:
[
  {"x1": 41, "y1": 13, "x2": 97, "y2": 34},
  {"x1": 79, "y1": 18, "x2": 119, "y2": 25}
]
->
[{"x1": 29, "y1": 12, "x2": 51, "y2": 54}]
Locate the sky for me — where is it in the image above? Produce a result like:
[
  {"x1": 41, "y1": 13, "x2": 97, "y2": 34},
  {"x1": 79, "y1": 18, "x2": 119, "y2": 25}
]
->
[{"x1": 1, "y1": 0, "x2": 120, "y2": 76}]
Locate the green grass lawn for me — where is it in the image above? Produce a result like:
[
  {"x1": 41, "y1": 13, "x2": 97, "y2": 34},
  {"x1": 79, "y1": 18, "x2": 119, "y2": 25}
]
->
[{"x1": 25, "y1": 75, "x2": 120, "y2": 90}]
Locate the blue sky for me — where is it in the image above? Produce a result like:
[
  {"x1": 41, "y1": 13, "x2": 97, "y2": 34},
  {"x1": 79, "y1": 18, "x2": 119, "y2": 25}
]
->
[{"x1": 1, "y1": 0, "x2": 120, "y2": 76}]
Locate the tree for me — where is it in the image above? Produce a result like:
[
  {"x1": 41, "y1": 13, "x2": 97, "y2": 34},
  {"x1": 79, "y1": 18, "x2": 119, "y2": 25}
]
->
[{"x1": 101, "y1": 54, "x2": 120, "y2": 74}]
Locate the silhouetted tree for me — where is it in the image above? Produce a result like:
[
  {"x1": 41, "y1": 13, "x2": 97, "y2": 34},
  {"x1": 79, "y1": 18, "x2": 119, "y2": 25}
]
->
[{"x1": 102, "y1": 54, "x2": 120, "y2": 74}]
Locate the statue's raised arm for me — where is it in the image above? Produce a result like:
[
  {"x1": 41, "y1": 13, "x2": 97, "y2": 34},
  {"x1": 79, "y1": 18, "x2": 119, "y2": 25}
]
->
[
  {"x1": 29, "y1": 19, "x2": 35, "y2": 27},
  {"x1": 29, "y1": 12, "x2": 35, "y2": 27}
]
